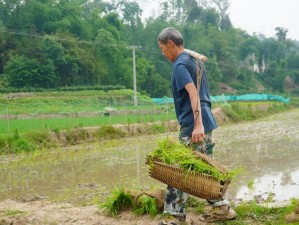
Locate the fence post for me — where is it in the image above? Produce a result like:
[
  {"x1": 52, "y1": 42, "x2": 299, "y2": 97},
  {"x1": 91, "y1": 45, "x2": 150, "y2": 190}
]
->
[{"x1": 6, "y1": 107, "x2": 11, "y2": 134}]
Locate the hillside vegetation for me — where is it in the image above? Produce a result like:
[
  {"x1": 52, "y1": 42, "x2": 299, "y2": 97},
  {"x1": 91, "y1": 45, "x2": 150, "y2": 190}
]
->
[{"x1": 0, "y1": 0, "x2": 299, "y2": 97}]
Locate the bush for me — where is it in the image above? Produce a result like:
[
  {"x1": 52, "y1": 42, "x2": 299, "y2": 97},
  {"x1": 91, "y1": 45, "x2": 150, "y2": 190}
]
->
[
  {"x1": 95, "y1": 126, "x2": 126, "y2": 140},
  {"x1": 0, "y1": 135, "x2": 13, "y2": 154},
  {"x1": 11, "y1": 138, "x2": 35, "y2": 153},
  {"x1": 24, "y1": 131, "x2": 55, "y2": 149},
  {"x1": 150, "y1": 124, "x2": 166, "y2": 133},
  {"x1": 65, "y1": 128, "x2": 90, "y2": 145},
  {"x1": 222, "y1": 105, "x2": 241, "y2": 122},
  {"x1": 0, "y1": 130, "x2": 36, "y2": 154}
]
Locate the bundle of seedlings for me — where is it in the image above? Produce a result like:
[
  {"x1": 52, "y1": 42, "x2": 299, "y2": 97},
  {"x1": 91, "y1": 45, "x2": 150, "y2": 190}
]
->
[
  {"x1": 99, "y1": 188, "x2": 134, "y2": 217},
  {"x1": 100, "y1": 188, "x2": 165, "y2": 217},
  {"x1": 134, "y1": 194, "x2": 158, "y2": 217},
  {"x1": 129, "y1": 188, "x2": 165, "y2": 212},
  {"x1": 147, "y1": 138, "x2": 236, "y2": 180},
  {"x1": 146, "y1": 138, "x2": 238, "y2": 199}
]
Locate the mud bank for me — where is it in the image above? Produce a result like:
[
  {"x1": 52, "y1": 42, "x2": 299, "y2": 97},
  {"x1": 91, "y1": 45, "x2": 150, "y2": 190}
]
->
[
  {"x1": 48, "y1": 107, "x2": 228, "y2": 146},
  {"x1": 0, "y1": 198, "x2": 294, "y2": 225},
  {"x1": 0, "y1": 198, "x2": 203, "y2": 225}
]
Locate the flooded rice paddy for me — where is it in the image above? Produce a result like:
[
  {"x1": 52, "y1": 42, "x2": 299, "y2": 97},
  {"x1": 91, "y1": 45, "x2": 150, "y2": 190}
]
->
[{"x1": 0, "y1": 109, "x2": 298, "y2": 205}]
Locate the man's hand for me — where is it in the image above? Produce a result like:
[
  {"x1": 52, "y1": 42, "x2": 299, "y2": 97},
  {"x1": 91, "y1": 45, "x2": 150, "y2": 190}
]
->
[{"x1": 192, "y1": 123, "x2": 205, "y2": 143}]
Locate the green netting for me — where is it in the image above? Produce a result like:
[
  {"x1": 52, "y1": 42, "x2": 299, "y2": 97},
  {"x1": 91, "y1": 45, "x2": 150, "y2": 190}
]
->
[
  {"x1": 152, "y1": 94, "x2": 290, "y2": 104},
  {"x1": 211, "y1": 94, "x2": 290, "y2": 103}
]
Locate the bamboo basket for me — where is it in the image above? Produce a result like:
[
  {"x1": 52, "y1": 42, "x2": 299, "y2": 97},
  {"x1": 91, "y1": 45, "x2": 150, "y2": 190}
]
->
[{"x1": 146, "y1": 151, "x2": 231, "y2": 200}]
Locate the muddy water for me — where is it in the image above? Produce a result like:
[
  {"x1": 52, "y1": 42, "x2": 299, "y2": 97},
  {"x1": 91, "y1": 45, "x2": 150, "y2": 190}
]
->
[{"x1": 0, "y1": 109, "x2": 298, "y2": 204}]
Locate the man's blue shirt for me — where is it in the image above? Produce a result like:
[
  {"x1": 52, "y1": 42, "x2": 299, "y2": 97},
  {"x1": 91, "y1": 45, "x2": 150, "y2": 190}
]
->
[{"x1": 171, "y1": 52, "x2": 218, "y2": 137}]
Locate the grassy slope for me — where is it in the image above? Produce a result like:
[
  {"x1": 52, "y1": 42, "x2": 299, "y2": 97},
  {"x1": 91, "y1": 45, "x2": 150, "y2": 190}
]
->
[{"x1": 0, "y1": 89, "x2": 176, "y2": 134}]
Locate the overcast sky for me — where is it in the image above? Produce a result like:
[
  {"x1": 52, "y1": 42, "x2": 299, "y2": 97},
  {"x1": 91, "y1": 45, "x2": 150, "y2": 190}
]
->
[
  {"x1": 228, "y1": 0, "x2": 298, "y2": 40},
  {"x1": 136, "y1": 0, "x2": 299, "y2": 41}
]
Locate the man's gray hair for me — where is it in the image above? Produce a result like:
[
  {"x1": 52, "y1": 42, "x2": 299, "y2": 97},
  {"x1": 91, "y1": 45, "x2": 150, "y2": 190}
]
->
[{"x1": 157, "y1": 27, "x2": 184, "y2": 46}]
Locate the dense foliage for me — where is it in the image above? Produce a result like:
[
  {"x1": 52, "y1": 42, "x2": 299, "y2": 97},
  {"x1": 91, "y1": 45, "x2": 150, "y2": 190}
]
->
[{"x1": 0, "y1": 0, "x2": 299, "y2": 97}]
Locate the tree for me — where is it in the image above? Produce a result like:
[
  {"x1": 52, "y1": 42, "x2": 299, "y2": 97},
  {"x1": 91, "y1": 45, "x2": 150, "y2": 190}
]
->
[
  {"x1": 95, "y1": 28, "x2": 125, "y2": 85},
  {"x1": 4, "y1": 55, "x2": 57, "y2": 88},
  {"x1": 275, "y1": 27, "x2": 288, "y2": 42},
  {"x1": 136, "y1": 57, "x2": 170, "y2": 97},
  {"x1": 205, "y1": 57, "x2": 223, "y2": 94},
  {"x1": 201, "y1": 8, "x2": 219, "y2": 29},
  {"x1": 211, "y1": 0, "x2": 231, "y2": 30},
  {"x1": 260, "y1": 38, "x2": 287, "y2": 64},
  {"x1": 239, "y1": 36, "x2": 261, "y2": 60},
  {"x1": 1, "y1": 0, "x2": 298, "y2": 95}
]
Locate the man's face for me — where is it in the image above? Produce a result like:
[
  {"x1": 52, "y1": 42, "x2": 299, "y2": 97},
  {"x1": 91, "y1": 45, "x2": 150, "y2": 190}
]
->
[{"x1": 158, "y1": 40, "x2": 175, "y2": 62}]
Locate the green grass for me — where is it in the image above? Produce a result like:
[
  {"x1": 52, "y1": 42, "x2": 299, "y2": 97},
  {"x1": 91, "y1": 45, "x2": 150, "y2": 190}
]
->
[
  {"x1": 0, "y1": 113, "x2": 176, "y2": 135},
  {"x1": 0, "y1": 89, "x2": 156, "y2": 115},
  {"x1": 247, "y1": 180, "x2": 255, "y2": 190},
  {"x1": 0, "y1": 89, "x2": 175, "y2": 136},
  {"x1": 221, "y1": 200, "x2": 298, "y2": 225},
  {"x1": 0, "y1": 210, "x2": 27, "y2": 217},
  {"x1": 185, "y1": 197, "x2": 298, "y2": 225},
  {"x1": 220, "y1": 102, "x2": 291, "y2": 122},
  {"x1": 0, "y1": 89, "x2": 296, "y2": 155},
  {"x1": 290, "y1": 96, "x2": 299, "y2": 107}
]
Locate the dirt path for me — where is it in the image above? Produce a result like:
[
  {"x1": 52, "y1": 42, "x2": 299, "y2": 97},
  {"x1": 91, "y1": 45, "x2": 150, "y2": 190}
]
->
[{"x1": 0, "y1": 199, "x2": 207, "y2": 225}]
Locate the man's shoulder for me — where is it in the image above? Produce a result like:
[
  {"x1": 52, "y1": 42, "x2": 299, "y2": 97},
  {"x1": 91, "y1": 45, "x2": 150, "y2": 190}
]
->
[
  {"x1": 173, "y1": 52, "x2": 195, "y2": 73},
  {"x1": 175, "y1": 52, "x2": 193, "y2": 65}
]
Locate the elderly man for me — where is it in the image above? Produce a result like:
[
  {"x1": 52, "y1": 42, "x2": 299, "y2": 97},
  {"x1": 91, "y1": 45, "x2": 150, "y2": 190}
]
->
[{"x1": 157, "y1": 27, "x2": 236, "y2": 224}]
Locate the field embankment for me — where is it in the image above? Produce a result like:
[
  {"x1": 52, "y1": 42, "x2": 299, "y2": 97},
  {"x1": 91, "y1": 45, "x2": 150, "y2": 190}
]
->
[{"x1": 0, "y1": 90, "x2": 296, "y2": 155}]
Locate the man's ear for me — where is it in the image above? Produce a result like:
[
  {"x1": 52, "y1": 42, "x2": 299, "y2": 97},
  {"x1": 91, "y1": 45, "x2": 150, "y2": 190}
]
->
[{"x1": 168, "y1": 40, "x2": 175, "y2": 48}]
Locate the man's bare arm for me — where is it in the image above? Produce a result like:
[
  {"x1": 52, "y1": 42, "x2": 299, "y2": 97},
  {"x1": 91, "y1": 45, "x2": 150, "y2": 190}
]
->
[{"x1": 185, "y1": 82, "x2": 205, "y2": 143}]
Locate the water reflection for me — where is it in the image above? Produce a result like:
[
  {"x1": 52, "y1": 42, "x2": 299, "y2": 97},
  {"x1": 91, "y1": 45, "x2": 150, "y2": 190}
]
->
[
  {"x1": 214, "y1": 109, "x2": 299, "y2": 201},
  {"x1": 0, "y1": 110, "x2": 298, "y2": 204},
  {"x1": 236, "y1": 169, "x2": 299, "y2": 201}
]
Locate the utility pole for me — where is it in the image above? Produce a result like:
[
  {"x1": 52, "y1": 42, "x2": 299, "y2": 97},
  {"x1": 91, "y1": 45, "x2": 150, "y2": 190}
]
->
[{"x1": 128, "y1": 46, "x2": 141, "y2": 107}]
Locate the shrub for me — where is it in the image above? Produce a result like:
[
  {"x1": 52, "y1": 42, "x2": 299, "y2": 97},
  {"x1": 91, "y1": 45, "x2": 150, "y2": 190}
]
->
[
  {"x1": 222, "y1": 105, "x2": 241, "y2": 122},
  {"x1": 65, "y1": 128, "x2": 90, "y2": 145},
  {"x1": 150, "y1": 124, "x2": 166, "y2": 133},
  {"x1": 24, "y1": 131, "x2": 55, "y2": 148},
  {"x1": 0, "y1": 135, "x2": 13, "y2": 154},
  {"x1": 95, "y1": 126, "x2": 125, "y2": 140},
  {"x1": 11, "y1": 138, "x2": 35, "y2": 153}
]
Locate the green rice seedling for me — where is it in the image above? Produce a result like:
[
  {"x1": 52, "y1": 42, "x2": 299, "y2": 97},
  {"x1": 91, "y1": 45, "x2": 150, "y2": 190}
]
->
[
  {"x1": 134, "y1": 194, "x2": 157, "y2": 217},
  {"x1": 247, "y1": 179, "x2": 255, "y2": 190},
  {"x1": 100, "y1": 188, "x2": 134, "y2": 217}
]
